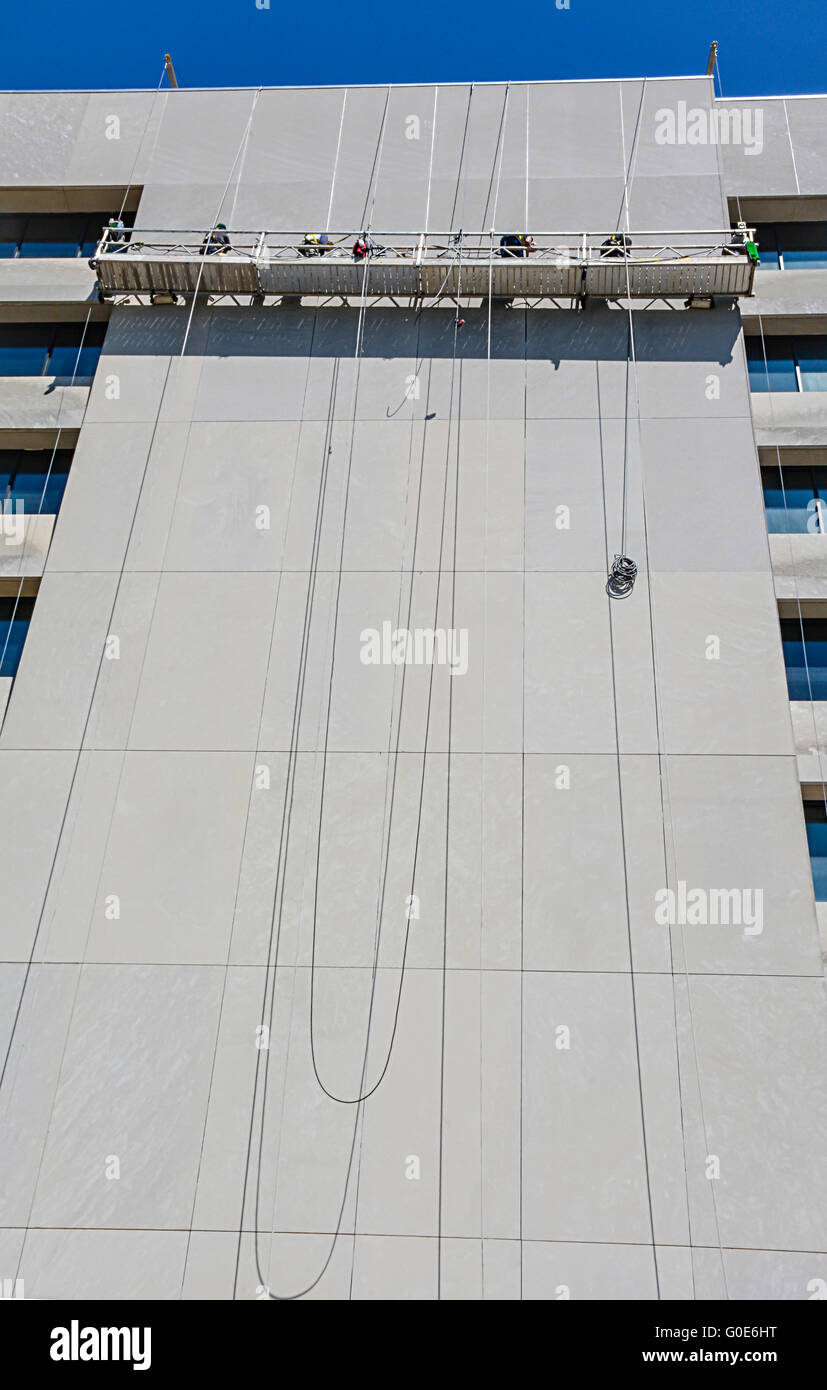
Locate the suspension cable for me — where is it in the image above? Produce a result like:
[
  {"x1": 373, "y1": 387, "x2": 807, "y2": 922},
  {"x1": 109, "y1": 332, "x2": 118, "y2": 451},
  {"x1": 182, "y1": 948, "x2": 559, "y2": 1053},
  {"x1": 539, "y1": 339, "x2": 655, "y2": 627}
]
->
[
  {"x1": 477, "y1": 76, "x2": 511, "y2": 1299},
  {"x1": 612, "y1": 76, "x2": 663, "y2": 1299},
  {"x1": 116, "y1": 63, "x2": 168, "y2": 225},
  {"x1": 239, "y1": 87, "x2": 407, "y2": 1300},
  {"x1": 621, "y1": 71, "x2": 734, "y2": 1298},
  {"x1": 245, "y1": 80, "x2": 502, "y2": 1300}
]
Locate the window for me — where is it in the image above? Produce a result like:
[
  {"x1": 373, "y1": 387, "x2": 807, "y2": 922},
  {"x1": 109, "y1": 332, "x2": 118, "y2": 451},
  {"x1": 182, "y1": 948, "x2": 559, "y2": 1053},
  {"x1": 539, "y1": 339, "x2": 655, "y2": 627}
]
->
[
  {"x1": 0, "y1": 211, "x2": 133, "y2": 259},
  {"x1": 761, "y1": 466, "x2": 827, "y2": 533},
  {"x1": 0, "y1": 323, "x2": 106, "y2": 378},
  {"x1": 0, "y1": 597, "x2": 34, "y2": 677},
  {"x1": 747, "y1": 336, "x2": 827, "y2": 393},
  {"x1": 746, "y1": 336, "x2": 798, "y2": 392},
  {"x1": 753, "y1": 224, "x2": 780, "y2": 270},
  {"x1": 797, "y1": 338, "x2": 827, "y2": 393},
  {"x1": 754, "y1": 222, "x2": 827, "y2": 271},
  {"x1": 781, "y1": 617, "x2": 827, "y2": 700},
  {"x1": 0, "y1": 449, "x2": 72, "y2": 513},
  {"x1": 804, "y1": 802, "x2": 827, "y2": 901}
]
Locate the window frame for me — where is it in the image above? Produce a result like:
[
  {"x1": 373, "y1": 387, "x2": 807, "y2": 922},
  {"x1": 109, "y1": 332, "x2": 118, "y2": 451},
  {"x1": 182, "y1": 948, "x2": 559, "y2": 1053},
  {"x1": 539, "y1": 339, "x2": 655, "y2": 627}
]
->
[
  {"x1": 747, "y1": 335, "x2": 827, "y2": 394},
  {"x1": 0, "y1": 448, "x2": 73, "y2": 514},
  {"x1": 0, "y1": 322, "x2": 106, "y2": 379},
  {"x1": 753, "y1": 222, "x2": 827, "y2": 272},
  {"x1": 761, "y1": 465, "x2": 827, "y2": 534},
  {"x1": 0, "y1": 595, "x2": 35, "y2": 678},
  {"x1": 0, "y1": 211, "x2": 133, "y2": 260},
  {"x1": 780, "y1": 617, "x2": 827, "y2": 701},
  {"x1": 803, "y1": 800, "x2": 827, "y2": 902}
]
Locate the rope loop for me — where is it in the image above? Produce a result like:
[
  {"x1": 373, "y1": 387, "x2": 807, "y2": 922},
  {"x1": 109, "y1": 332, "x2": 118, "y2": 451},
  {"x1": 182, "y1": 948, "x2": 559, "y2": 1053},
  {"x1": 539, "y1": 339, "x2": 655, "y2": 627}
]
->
[{"x1": 607, "y1": 552, "x2": 638, "y2": 598}]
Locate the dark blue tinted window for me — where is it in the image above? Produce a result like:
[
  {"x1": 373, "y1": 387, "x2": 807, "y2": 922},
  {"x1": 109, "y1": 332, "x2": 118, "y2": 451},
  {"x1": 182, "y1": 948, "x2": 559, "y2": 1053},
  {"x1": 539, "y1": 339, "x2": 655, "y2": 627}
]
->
[
  {"x1": 0, "y1": 323, "x2": 105, "y2": 378},
  {"x1": 797, "y1": 336, "x2": 827, "y2": 393},
  {"x1": 762, "y1": 466, "x2": 827, "y2": 533},
  {"x1": 0, "y1": 212, "x2": 132, "y2": 258},
  {"x1": 753, "y1": 223, "x2": 827, "y2": 271},
  {"x1": 781, "y1": 618, "x2": 827, "y2": 700},
  {"x1": 0, "y1": 597, "x2": 34, "y2": 677},
  {"x1": 753, "y1": 224, "x2": 780, "y2": 270},
  {"x1": 0, "y1": 215, "x2": 25, "y2": 260},
  {"x1": 779, "y1": 223, "x2": 827, "y2": 270},
  {"x1": 747, "y1": 337, "x2": 827, "y2": 393},
  {"x1": 0, "y1": 326, "x2": 51, "y2": 375},
  {"x1": 746, "y1": 337, "x2": 798, "y2": 392},
  {"x1": 804, "y1": 802, "x2": 827, "y2": 901},
  {"x1": 0, "y1": 449, "x2": 72, "y2": 513}
]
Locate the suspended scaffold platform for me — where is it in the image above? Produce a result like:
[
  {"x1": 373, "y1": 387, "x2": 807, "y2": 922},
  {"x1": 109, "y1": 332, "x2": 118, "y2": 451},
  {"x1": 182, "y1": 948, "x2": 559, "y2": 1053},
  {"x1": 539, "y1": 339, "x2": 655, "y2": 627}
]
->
[{"x1": 91, "y1": 228, "x2": 758, "y2": 303}]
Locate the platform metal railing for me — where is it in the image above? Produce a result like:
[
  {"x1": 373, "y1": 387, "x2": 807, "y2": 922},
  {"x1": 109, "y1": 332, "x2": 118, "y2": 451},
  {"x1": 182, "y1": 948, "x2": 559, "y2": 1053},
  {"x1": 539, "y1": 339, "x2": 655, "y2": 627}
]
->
[{"x1": 91, "y1": 227, "x2": 758, "y2": 300}]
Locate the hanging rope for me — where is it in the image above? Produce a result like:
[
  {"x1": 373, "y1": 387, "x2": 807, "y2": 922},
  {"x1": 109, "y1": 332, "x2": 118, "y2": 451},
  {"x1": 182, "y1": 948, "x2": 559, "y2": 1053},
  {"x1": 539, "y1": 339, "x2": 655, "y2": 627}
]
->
[
  {"x1": 606, "y1": 552, "x2": 638, "y2": 598},
  {"x1": 620, "y1": 67, "x2": 735, "y2": 1299},
  {"x1": 238, "y1": 86, "x2": 413, "y2": 1301},
  {"x1": 609, "y1": 77, "x2": 662, "y2": 1299}
]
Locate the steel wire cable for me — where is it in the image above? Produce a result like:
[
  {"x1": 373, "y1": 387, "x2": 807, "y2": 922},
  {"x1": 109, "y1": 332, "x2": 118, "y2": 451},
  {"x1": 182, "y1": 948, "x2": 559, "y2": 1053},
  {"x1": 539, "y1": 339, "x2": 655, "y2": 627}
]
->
[
  {"x1": 436, "y1": 238, "x2": 465, "y2": 1301},
  {"x1": 235, "y1": 89, "x2": 420, "y2": 1299},
  {"x1": 616, "y1": 73, "x2": 732, "y2": 1298},
  {"x1": 242, "y1": 81, "x2": 496, "y2": 1299},
  {"x1": 347, "y1": 95, "x2": 443, "y2": 1288},
  {"x1": 477, "y1": 77, "x2": 511, "y2": 1298},
  {"x1": 176, "y1": 320, "x2": 324, "y2": 1299},
  {"x1": 115, "y1": 64, "x2": 168, "y2": 226},
  {"x1": 301, "y1": 87, "x2": 489, "y2": 1107},
  {"x1": 305, "y1": 84, "x2": 503, "y2": 1107},
  {"x1": 609, "y1": 76, "x2": 662, "y2": 1300}
]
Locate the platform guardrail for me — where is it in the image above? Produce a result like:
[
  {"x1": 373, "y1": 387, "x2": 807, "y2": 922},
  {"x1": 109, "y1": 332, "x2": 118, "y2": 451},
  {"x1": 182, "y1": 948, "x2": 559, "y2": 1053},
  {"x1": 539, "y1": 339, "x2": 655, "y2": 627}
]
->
[{"x1": 91, "y1": 228, "x2": 758, "y2": 302}]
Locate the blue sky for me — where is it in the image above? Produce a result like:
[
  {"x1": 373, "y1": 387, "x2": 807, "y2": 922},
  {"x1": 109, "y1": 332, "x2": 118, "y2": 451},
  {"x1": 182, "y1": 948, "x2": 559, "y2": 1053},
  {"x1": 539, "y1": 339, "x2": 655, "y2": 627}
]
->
[{"x1": 0, "y1": 0, "x2": 824, "y2": 96}]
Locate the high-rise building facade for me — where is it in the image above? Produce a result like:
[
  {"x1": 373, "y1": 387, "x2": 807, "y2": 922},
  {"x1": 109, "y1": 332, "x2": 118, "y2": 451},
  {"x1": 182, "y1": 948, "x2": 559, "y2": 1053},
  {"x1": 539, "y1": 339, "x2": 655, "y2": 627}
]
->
[{"x1": 0, "y1": 75, "x2": 825, "y2": 1301}]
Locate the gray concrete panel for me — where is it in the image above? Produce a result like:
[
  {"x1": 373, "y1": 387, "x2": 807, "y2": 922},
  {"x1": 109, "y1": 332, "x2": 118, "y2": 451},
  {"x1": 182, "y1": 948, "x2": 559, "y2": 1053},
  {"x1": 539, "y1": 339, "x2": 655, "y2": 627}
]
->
[
  {"x1": 0, "y1": 379, "x2": 89, "y2": 432},
  {"x1": 717, "y1": 98, "x2": 799, "y2": 198},
  {"x1": 0, "y1": 750, "x2": 77, "y2": 959},
  {"x1": 650, "y1": 574, "x2": 793, "y2": 755},
  {"x1": 126, "y1": 572, "x2": 276, "y2": 751},
  {"x1": 785, "y1": 97, "x2": 827, "y2": 196},
  {"x1": 0, "y1": 93, "x2": 89, "y2": 185},
  {"x1": 65, "y1": 92, "x2": 160, "y2": 188},
  {"x1": 46, "y1": 423, "x2": 157, "y2": 572},
  {"x1": 28, "y1": 964, "x2": 224, "y2": 1231},
  {"x1": 0, "y1": 571, "x2": 117, "y2": 751},
  {"x1": 665, "y1": 755, "x2": 822, "y2": 978}
]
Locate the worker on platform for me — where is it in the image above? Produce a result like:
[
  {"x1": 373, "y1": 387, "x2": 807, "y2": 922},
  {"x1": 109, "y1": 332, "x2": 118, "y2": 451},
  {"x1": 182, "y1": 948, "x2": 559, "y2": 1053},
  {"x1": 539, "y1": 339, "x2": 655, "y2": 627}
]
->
[
  {"x1": 353, "y1": 233, "x2": 372, "y2": 261},
  {"x1": 600, "y1": 232, "x2": 632, "y2": 259},
  {"x1": 200, "y1": 223, "x2": 231, "y2": 255},
  {"x1": 499, "y1": 232, "x2": 536, "y2": 259},
  {"x1": 105, "y1": 216, "x2": 127, "y2": 252},
  {"x1": 299, "y1": 233, "x2": 331, "y2": 257}
]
